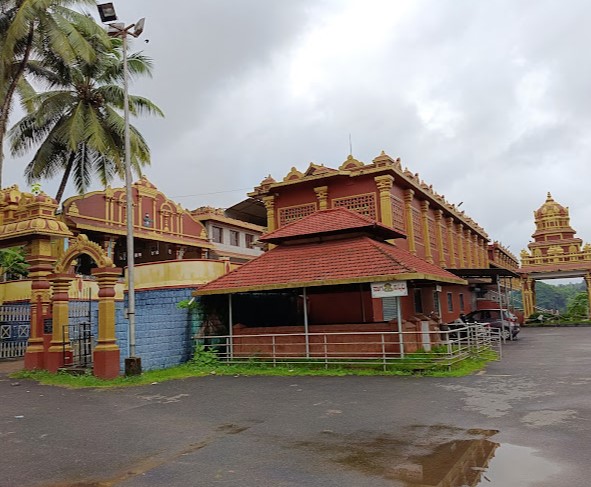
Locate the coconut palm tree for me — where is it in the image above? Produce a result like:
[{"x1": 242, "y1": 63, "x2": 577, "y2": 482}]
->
[
  {"x1": 0, "y1": 0, "x2": 108, "y2": 189},
  {"x1": 8, "y1": 36, "x2": 164, "y2": 203}
]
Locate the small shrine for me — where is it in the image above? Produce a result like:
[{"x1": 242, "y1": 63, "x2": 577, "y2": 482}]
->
[{"x1": 519, "y1": 193, "x2": 591, "y2": 318}]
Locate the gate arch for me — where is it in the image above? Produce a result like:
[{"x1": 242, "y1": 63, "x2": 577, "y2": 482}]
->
[{"x1": 47, "y1": 234, "x2": 122, "y2": 378}]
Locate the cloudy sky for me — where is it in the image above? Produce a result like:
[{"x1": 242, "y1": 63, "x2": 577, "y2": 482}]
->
[{"x1": 4, "y1": 0, "x2": 591, "y2": 258}]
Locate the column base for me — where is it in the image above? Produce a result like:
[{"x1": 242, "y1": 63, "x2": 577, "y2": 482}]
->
[
  {"x1": 94, "y1": 348, "x2": 121, "y2": 379},
  {"x1": 24, "y1": 343, "x2": 45, "y2": 370},
  {"x1": 45, "y1": 348, "x2": 67, "y2": 372}
]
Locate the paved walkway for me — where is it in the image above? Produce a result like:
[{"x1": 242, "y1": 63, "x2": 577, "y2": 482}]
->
[
  {"x1": 0, "y1": 358, "x2": 23, "y2": 375},
  {"x1": 1, "y1": 328, "x2": 589, "y2": 486}
]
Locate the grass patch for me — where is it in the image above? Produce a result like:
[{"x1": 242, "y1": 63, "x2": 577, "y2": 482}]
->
[{"x1": 11, "y1": 349, "x2": 498, "y2": 388}]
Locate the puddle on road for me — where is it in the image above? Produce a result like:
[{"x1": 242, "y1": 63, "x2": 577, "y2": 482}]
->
[{"x1": 291, "y1": 425, "x2": 561, "y2": 486}]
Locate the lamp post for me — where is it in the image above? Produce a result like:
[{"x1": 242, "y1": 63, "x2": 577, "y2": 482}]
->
[{"x1": 97, "y1": 2, "x2": 145, "y2": 375}]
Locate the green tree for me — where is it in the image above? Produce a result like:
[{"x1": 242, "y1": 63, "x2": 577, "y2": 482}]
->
[
  {"x1": 0, "y1": 0, "x2": 109, "y2": 189},
  {"x1": 565, "y1": 292, "x2": 589, "y2": 321},
  {"x1": 8, "y1": 36, "x2": 163, "y2": 203},
  {"x1": 0, "y1": 246, "x2": 28, "y2": 281}
]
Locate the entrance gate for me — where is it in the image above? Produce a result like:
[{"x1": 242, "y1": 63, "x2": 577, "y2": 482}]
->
[
  {"x1": 62, "y1": 293, "x2": 94, "y2": 369},
  {"x1": 519, "y1": 193, "x2": 591, "y2": 318}
]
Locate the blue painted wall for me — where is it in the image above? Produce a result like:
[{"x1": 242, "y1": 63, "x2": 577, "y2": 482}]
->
[{"x1": 115, "y1": 288, "x2": 198, "y2": 371}]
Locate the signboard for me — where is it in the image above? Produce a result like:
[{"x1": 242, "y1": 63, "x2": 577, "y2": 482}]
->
[{"x1": 370, "y1": 281, "x2": 408, "y2": 298}]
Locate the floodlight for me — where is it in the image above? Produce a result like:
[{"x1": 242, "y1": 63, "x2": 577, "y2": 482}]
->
[
  {"x1": 134, "y1": 18, "x2": 145, "y2": 37},
  {"x1": 97, "y1": 3, "x2": 118, "y2": 23}
]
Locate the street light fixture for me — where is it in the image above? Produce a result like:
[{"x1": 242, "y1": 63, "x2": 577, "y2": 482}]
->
[{"x1": 97, "y1": 2, "x2": 144, "y2": 375}]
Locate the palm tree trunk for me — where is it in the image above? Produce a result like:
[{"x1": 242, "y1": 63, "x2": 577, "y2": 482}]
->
[
  {"x1": 55, "y1": 153, "x2": 75, "y2": 205},
  {"x1": 0, "y1": 26, "x2": 35, "y2": 190}
]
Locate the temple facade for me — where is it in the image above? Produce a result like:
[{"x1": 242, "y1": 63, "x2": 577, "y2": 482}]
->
[
  {"x1": 246, "y1": 152, "x2": 506, "y2": 324},
  {"x1": 519, "y1": 192, "x2": 591, "y2": 318}
]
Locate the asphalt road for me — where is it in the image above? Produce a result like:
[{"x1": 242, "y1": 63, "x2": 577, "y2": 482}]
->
[{"x1": 1, "y1": 327, "x2": 590, "y2": 487}]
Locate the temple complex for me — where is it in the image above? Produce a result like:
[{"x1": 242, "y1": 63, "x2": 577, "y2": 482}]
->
[
  {"x1": 196, "y1": 151, "x2": 519, "y2": 358},
  {"x1": 519, "y1": 192, "x2": 591, "y2": 318}
]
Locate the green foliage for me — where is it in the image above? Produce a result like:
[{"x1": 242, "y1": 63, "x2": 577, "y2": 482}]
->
[
  {"x1": 7, "y1": 23, "x2": 163, "y2": 203},
  {"x1": 12, "y1": 347, "x2": 498, "y2": 388},
  {"x1": 0, "y1": 246, "x2": 28, "y2": 280},
  {"x1": 191, "y1": 344, "x2": 219, "y2": 367},
  {"x1": 565, "y1": 292, "x2": 589, "y2": 321}
]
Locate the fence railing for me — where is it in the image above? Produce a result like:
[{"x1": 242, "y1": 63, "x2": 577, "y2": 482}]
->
[{"x1": 197, "y1": 324, "x2": 501, "y2": 371}]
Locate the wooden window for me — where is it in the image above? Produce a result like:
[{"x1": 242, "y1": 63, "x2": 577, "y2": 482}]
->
[
  {"x1": 230, "y1": 230, "x2": 240, "y2": 246},
  {"x1": 212, "y1": 226, "x2": 223, "y2": 244},
  {"x1": 245, "y1": 234, "x2": 255, "y2": 249},
  {"x1": 447, "y1": 292, "x2": 454, "y2": 312},
  {"x1": 459, "y1": 293, "x2": 465, "y2": 312}
]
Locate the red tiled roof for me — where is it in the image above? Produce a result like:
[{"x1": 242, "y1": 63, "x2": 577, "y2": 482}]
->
[
  {"x1": 196, "y1": 235, "x2": 465, "y2": 294},
  {"x1": 260, "y1": 207, "x2": 404, "y2": 243}
]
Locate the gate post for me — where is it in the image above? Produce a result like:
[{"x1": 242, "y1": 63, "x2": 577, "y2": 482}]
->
[
  {"x1": 92, "y1": 267, "x2": 122, "y2": 379},
  {"x1": 25, "y1": 238, "x2": 57, "y2": 370},
  {"x1": 46, "y1": 273, "x2": 74, "y2": 372}
]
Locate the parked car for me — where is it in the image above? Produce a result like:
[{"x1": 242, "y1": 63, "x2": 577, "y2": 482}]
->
[{"x1": 461, "y1": 309, "x2": 520, "y2": 340}]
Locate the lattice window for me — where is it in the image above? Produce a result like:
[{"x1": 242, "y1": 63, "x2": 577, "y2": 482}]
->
[
  {"x1": 278, "y1": 203, "x2": 317, "y2": 227},
  {"x1": 428, "y1": 219, "x2": 437, "y2": 251},
  {"x1": 0, "y1": 325, "x2": 10, "y2": 339},
  {"x1": 412, "y1": 209, "x2": 423, "y2": 241},
  {"x1": 391, "y1": 196, "x2": 405, "y2": 232},
  {"x1": 18, "y1": 325, "x2": 29, "y2": 338},
  {"x1": 333, "y1": 193, "x2": 377, "y2": 219}
]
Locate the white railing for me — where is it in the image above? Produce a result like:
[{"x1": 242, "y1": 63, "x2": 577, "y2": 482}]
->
[
  {"x1": 0, "y1": 340, "x2": 27, "y2": 359},
  {"x1": 0, "y1": 304, "x2": 30, "y2": 322},
  {"x1": 196, "y1": 324, "x2": 501, "y2": 371}
]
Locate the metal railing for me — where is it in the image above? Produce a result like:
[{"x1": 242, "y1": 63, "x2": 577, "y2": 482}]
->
[{"x1": 196, "y1": 324, "x2": 501, "y2": 371}]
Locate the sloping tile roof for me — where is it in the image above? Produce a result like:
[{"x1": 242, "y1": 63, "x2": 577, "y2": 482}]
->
[
  {"x1": 260, "y1": 207, "x2": 404, "y2": 243},
  {"x1": 196, "y1": 235, "x2": 465, "y2": 295}
]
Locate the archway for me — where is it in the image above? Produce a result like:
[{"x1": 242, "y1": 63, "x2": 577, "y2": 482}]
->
[
  {"x1": 519, "y1": 193, "x2": 591, "y2": 319},
  {"x1": 48, "y1": 234, "x2": 122, "y2": 378}
]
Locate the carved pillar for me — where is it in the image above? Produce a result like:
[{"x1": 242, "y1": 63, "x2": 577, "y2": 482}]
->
[
  {"x1": 586, "y1": 274, "x2": 591, "y2": 320},
  {"x1": 24, "y1": 238, "x2": 56, "y2": 370},
  {"x1": 176, "y1": 246, "x2": 186, "y2": 260},
  {"x1": 92, "y1": 267, "x2": 122, "y2": 379},
  {"x1": 463, "y1": 229, "x2": 472, "y2": 267},
  {"x1": 46, "y1": 273, "x2": 74, "y2": 372},
  {"x1": 456, "y1": 224, "x2": 465, "y2": 267},
  {"x1": 403, "y1": 190, "x2": 416, "y2": 255},
  {"x1": 314, "y1": 186, "x2": 329, "y2": 211},
  {"x1": 434, "y1": 210, "x2": 446, "y2": 268},
  {"x1": 103, "y1": 237, "x2": 117, "y2": 260},
  {"x1": 263, "y1": 195, "x2": 276, "y2": 231},
  {"x1": 374, "y1": 175, "x2": 394, "y2": 228},
  {"x1": 420, "y1": 201, "x2": 433, "y2": 263},
  {"x1": 446, "y1": 217, "x2": 456, "y2": 268},
  {"x1": 471, "y1": 234, "x2": 479, "y2": 268}
]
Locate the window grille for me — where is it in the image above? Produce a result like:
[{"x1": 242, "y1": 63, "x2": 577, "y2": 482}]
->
[
  {"x1": 333, "y1": 193, "x2": 377, "y2": 219},
  {"x1": 278, "y1": 203, "x2": 317, "y2": 227}
]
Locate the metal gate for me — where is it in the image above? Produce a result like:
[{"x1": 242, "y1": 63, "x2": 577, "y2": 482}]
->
[
  {"x1": 62, "y1": 293, "x2": 94, "y2": 369},
  {"x1": 0, "y1": 304, "x2": 31, "y2": 360}
]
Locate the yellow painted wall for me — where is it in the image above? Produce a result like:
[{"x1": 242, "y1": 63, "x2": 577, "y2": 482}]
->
[
  {"x1": 133, "y1": 259, "x2": 233, "y2": 290},
  {"x1": 0, "y1": 259, "x2": 234, "y2": 303},
  {"x1": 0, "y1": 278, "x2": 125, "y2": 303}
]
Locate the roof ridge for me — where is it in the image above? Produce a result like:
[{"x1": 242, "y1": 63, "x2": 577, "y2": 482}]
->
[{"x1": 365, "y1": 237, "x2": 414, "y2": 273}]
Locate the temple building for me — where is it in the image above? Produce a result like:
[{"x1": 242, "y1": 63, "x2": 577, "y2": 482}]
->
[
  {"x1": 519, "y1": 192, "x2": 591, "y2": 318},
  {"x1": 195, "y1": 152, "x2": 518, "y2": 354},
  {"x1": 60, "y1": 177, "x2": 261, "y2": 274}
]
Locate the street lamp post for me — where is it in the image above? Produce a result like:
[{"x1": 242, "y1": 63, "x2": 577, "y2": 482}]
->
[{"x1": 97, "y1": 3, "x2": 145, "y2": 375}]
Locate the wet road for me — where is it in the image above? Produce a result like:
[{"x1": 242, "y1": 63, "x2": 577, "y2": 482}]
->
[{"x1": 0, "y1": 327, "x2": 589, "y2": 486}]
